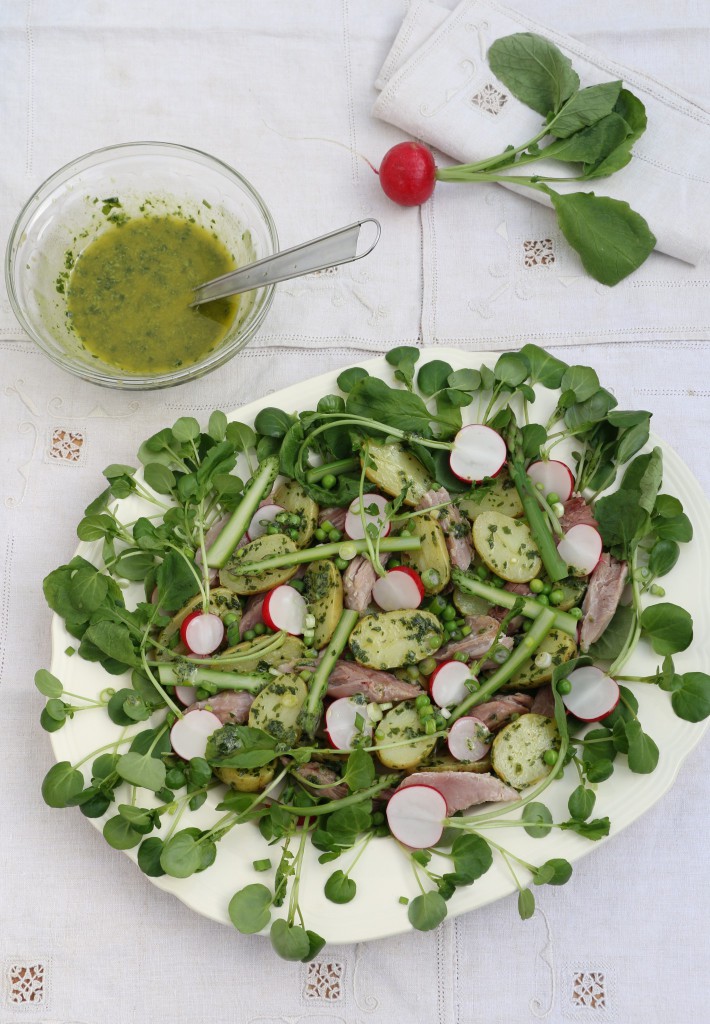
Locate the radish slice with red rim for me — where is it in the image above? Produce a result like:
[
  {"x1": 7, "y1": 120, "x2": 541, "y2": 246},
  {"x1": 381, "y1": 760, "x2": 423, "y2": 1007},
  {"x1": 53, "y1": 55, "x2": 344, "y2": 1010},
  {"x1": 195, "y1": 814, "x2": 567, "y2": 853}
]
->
[
  {"x1": 447, "y1": 716, "x2": 492, "y2": 762},
  {"x1": 429, "y1": 660, "x2": 474, "y2": 708},
  {"x1": 345, "y1": 493, "x2": 391, "y2": 541},
  {"x1": 526, "y1": 460, "x2": 574, "y2": 501},
  {"x1": 561, "y1": 666, "x2": 620, "y2": 721},
  {"x1": 557, "y1": 524, "x2": 603, "y2": 575},
  {"x1": 182, "y1": 612, "x2": 225, "y2": 656},
  {"x1": 246, "y1": 503, "x2": 286, "y2": 541},
  {"x1": 175, "y1": 685, "x2": 198, "y2": 707},
  {"x1": 170, "y1": 709, "x2": 222, "y2": 760},
  {"x1": 372, "y1": 566, "x2": 424, "y2": 611},
  {"x1": 386, "y1": 784, "x2": 447, "y2": 848},
  {"x1": 262, "y1": 585, "x2": 308, "y2": 635},
  {"x1": 325, "y1": 697, "x2": 372, "y2": 750},
  {"x1": 449, "y1": 424, "x2": 507, "y2": 483}
]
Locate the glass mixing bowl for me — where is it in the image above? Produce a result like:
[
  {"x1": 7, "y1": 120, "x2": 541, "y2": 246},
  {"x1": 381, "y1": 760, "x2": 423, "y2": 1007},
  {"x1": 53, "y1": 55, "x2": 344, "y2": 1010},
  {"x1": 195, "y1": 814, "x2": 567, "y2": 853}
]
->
[{"x1": 5, "y1": 142, "x2": 278, "y2": 390}]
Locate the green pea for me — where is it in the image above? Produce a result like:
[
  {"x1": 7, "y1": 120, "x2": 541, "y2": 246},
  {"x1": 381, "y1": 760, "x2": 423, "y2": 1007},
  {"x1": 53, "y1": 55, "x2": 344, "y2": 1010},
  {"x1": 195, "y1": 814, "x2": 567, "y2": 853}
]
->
[
  {"x1": 322, "y1": 474, "x2": 337, "y2": 490},
  {"x1": 243, "y1": 629, "x2": 256, "y2": 641},
  {"x1": 557, "y1": 678, "x2": 572, "y2": 695},
  {"x1": 415, "y1": 694, "x2": 431, "y2": 709},
  {"x1": 452, "y1": 652, "x2": 468, "y2": 663},
  {"x1": 529, "y1": 578, "x2": 544, "y2": 594},
  {"x1": 329, "y1": 529, "x2": 342, "y2": 542},
  {"x1": 253, "y1": 623, "x2": 266, "y2": 636},
  {"x1": 536, "y1": 594, "x2": 550, "y2": 606},
  {"x1": 418, "y1": 657, "x2": 437, "y2": 676},
  {"x1": 314, "y1": 528, "x2": 327, "y2": 542},
  {"x1": 442, "y1": 605, "x2": 457, "y2": 622},
  {"x1": 543, "y1": 749, "x2": 558, "y2": 766},
  {"x1": 335, "y1": 557, "x2": 348, "y2": 571},
  {"x1": 549, "y1": 589, "x2": 565, "y2": 605},
  {"x1": 424, "y1": 718, "x2": 437, "y2": 735}
]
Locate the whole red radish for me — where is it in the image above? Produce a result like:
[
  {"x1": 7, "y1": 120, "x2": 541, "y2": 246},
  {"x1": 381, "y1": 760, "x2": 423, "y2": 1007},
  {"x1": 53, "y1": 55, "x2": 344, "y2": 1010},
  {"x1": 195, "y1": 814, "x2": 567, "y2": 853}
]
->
[{"x1": 379, "y1": 142, "x2": 437, "y2": 207}]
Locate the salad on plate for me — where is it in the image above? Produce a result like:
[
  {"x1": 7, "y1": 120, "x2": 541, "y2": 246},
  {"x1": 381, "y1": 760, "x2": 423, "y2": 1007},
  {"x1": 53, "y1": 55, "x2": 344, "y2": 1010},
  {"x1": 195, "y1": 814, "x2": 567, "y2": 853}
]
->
[{"x1": 38, "y1": 344, "x2": 710, "y2": 961}]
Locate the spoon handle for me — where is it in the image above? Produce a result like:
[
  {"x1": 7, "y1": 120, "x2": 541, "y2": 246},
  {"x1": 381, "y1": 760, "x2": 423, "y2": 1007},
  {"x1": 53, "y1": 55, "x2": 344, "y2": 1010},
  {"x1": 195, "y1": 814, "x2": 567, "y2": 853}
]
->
[{"x1": 191, "y1": 218, "x2": 381, "y2": 306}]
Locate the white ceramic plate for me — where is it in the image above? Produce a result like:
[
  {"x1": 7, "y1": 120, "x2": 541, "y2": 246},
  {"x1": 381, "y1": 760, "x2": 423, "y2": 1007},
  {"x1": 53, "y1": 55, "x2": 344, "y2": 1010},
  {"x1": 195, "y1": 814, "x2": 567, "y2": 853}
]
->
[{"x1": 49, "y1": 348, "x2": 710, "y2": 944}]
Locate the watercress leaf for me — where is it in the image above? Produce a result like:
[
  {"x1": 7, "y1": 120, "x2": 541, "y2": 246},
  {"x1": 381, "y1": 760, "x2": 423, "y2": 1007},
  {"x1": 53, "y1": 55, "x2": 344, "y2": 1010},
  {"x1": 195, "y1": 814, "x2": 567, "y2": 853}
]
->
[
  {"x1": 408, "y1": 891, "x2": 448, "y2": 931},
  {"x1": 254, "y1": 407, "x2": 294, "y2": 439},
  {"x1": 654, "y1": 494, "x2": 684, "y2": 518},
  {"x1": 301, "y1": 930, "x2": 327, "y2": 962},
  {"x1": 44, "y1": 698, "x2": 68, "y2": 721},
  {"x1": 488, "y1": 32, "x2": 579, "y2": 115},
  {"x1": 40, "y1": 707, "x2": 65, "y2": 732},
  {"x1": 137, "y1": 837, "x2": 166, "y2": 876},
  {"x1": 568, "y1": 785, "x2": 596, "y2": 821},
  {"x1": 538, "y1": 858, "x2": 573, "y2": 885},
  {"x1": 207, "y1": 410, "x2": 228, "y2": 441},
  {"x1": 520, "y1": 423, "x2": 547, "y2": 460},
  {"x1": 519, "y1": 344, "x2": 567, "y2": 389},
  {"x1": 547, "y1": 190, "x2": 656, "y2": 286},
  {"x1": 68, "y1": 566, "x2": 109, "y2": 614},
  {"x1": 143, "y1": 462, "x2": 176, "y2": 495},
  {"x1": 440, "y1": 388, "x2": 473, "y2": 409},
  {"x1": 564, "y1": 388, "x2": 617, "y2": 433},
  {"x1": 588, "y1": 604, "x2": 635, "y2": 662},
  {"x1": 522, "y1": 801, "x2": 553, "y2": 838},
  {"x1": 548, "y1": 81, "x2": 622, "y2": 138},
  {"x1": 278, "y1": 421, "x2": 305, "y2": 479},
  {"x1": 653, "y1": 513, "x2": 693, "y2": 543},
  {"x1": 77, "y1": 513, "x2": 117, "y2": 542},
  {"x1": 518, "y1": 888, "x2": 536, "y2": 920},
  {"x1": 103, "y1": 463, "x2": 137, "y2": 480},
  {"x1": 84, "y1": 485, "x2": 112, "y2": 516},
  {"x1": 448, "y1": 368, "x2": 482, "y2": 391},
  {"x1": 270, "y1": 919, "x2": 311, "y2": 961},
  {"x1": 78, "y1": 789, "x2": 113, "y2": 817},
  {"x1": 160, "y1": 829, "x2": 203, "y2": 878},
  {"x1": 417, "y1": 359, "x2": 453, "y2": 396},
  {"x1": 83, "y1": 620, "x2": 138, "y2": 668},
  {"x1": 92, "y1": 753, "x2": 120, "y2": 779},
  {"x1": 639, "y1": 602, "x2": 693, "y2": 655},
  {"x1": 625, "y1": 720, "x2": 659, "y2": 774},
  {"x1": 648, "y1": 539, "x2": 680, "y2": 578},
  {"x1": 337, "y1": 366, "x2": 369, "y2": 393},
  {"x1": 107, "y1": 687, "x2": 138, "y2": 726},
  {"x1": 387, "y1": 346, "x2": 420, "y2": 390},
  {"x1": 155, "y1": 549, "x2": 200, "y2": 611},
  {"x1": 585, "y1": 759, "x2": 615, "y2": 783},
  {"x1": 103, "y1": 814, "x2": 143, "y2": 850},
  {"x1": 327, "y1": 802, "x2": 372, "y2": 844},
  {"x1": 116, "y1": 751, "x2": 167, "y2": 792},
  {"x1": 229, "y1": 881, "x2": 272, "y2": 936},
  {"x1": 560, "y1": 816, "x2": 611, "y2": 840},
  {"x1": 122, "y1": 692, "x2": 151, "y2": 722},
  {"x1": 449, "y1": 833, "x2": 493, "y2": 882},
  {"x1": 343, "y1": 747, "x2": 375, "y2": 792},
  {"x1": 113, "y1": 549, "x2": 157, "y2": 582},
  {"x1": 346, "y1": 377, "x2": 433, "y2": 434},
  {"x1": 494, "y1": 351, "x2": 529, "y2": 387},
  {"x1": 187, "y1": 756, "x2": 213, "y2": 789},
  {"x1": 117, "y1": 804, "x2": 156, "y2": 834},
  {"x1": 324, "y1": 869, "x2": 356, "y2": 904},
  {"x1": 42, "y1": 761, "x2": 85, "y2": 807},
  {"x1": 594, "y1": 489, "x2": 650, "y2": 556},
  {"x1": 35, "y1": 669, "x2": 63, "y2": 698},
  {"x1": 620, "y1": 448, "x2": 663, "y2": 513},
  {"x1": 560, "y1": 365, "x2": 600, "y2": 402},
  {"x1": 671, "y1": 673, "x2": 710, "y2": 723}
]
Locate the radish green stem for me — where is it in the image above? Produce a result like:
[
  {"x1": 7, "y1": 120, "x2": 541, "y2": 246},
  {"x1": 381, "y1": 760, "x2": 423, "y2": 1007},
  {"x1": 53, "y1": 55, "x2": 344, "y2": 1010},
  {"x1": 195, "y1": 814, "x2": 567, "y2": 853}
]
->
[
  {"x1": 449, "y1": 606, "x2": 557, "y2": 722},
  {"x1": 224, "y1": 534, "x2": 421, "y2": 577},
  {"x1": 205, "y1": 455, "x2": 280, "y2": 568},
  {"x1": 450, "y1": 569, "x2": 577, "y2": 636}
]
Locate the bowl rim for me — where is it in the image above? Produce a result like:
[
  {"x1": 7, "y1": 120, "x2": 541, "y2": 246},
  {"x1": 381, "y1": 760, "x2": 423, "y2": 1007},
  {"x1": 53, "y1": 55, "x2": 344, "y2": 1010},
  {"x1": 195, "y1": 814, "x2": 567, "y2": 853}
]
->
[{"x1": 5, "y1": 140, "x2": 280, "y2": 391}]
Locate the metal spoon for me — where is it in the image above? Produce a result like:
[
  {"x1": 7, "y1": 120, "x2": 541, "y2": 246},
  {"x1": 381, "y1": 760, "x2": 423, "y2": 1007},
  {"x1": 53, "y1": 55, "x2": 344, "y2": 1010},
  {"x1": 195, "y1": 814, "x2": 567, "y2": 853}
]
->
[{"x1": 190, "y1": 218, "x2": 381, "y2": 306}]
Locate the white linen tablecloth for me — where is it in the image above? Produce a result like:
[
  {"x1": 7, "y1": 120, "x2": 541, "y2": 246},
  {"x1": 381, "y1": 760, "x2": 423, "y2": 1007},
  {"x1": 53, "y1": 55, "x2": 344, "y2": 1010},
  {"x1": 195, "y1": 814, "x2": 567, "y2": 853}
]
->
[{"x1": 1, "y1": 3, "x2": 709, "y2": 1023}]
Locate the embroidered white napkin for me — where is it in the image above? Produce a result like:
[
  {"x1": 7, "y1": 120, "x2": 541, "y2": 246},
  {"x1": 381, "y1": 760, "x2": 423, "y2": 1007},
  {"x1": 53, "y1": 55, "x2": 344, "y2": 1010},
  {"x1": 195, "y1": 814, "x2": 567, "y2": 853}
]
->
[{"x1": 373, "y1": 0, "x2": 710, "y2": 266}]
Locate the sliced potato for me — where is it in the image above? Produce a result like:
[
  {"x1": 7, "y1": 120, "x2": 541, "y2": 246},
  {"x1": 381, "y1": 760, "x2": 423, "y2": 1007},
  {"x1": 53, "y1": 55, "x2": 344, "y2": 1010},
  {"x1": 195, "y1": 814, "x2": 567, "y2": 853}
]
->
[
  {"x1": 272, "y1": 479, "x2": 319, "y2": 548},
  {"x1": 553, "y1": 576, "x2": 587, "y2": 612},
  {"x1": 452, "y1": 587, "x2": 491, "y2": 618},
  {"x1": 212, "y1": 634, "x2": 307, "y2": 673},
  {"x1": 248, "y1": 674, "x2": 308, "y2": 746},
  {"x1": 215, "y1": 763, "x2": 276, "y2": 793},
  {"x1": 504, "y1": 629, "x2": 578, "y2": 689},
  {"x1": 375, "y1": 700, "x2": 437, "y2": 770},
  {"x1": 457, "y1": 468, "x2": 524, "y2": 521},
  {"x1": 219, "y1": 534, "x2": 299, "y2": 595},
  {"x1": 491, "y1": 713, "x2": 561, "y2": 790},
  {"x1": 472, "y1": 511, "x2": 542, "y2": 583},
  {"x1": 303, "y1": 559, "x2": 343, "y2": 650},
  {"x1": 401, "y1": 513, "x2": 451, "y2": 594},
  {"x1": 158, "y1": 587, "x2": 242, "y2": 651},
  {"x1": 361, "y1": 440, "x2": 434, "y2": 507},
  {"x1": 349, "y1": 610, "x2": 444, "y2": 669}
]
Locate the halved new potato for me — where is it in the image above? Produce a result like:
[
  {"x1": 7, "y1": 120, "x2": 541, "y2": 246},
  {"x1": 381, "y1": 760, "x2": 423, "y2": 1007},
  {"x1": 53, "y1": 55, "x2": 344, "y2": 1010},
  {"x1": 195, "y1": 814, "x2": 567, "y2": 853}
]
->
[
  {"x1": 212, "y1": 634, "x2": 307, "y2": 674},
  {"x1": 219, "y1": 534, "x2": 299, "y2": 595},
  {"x1": 349, "y1": 609, "x2": 444, "y2": 669},
  {"x1": 503, "y1": 629, "x2": 578, "y2": 690},
  {"x1": 402, "y1": 513, "x2": 451, "y2": 594},
  {"x1": 375, "y1": 700, "x2": 437, "y2": 770},
  {"x1": 457, "y1": 468, "x2": 523, "y2": 522},
  {"x1": 303, "y1": 559, "x2": 343, "y2": 649},
  {"x1": 360, "y1": 440, "x2": 434, "y2": 507},
  {"x1": 215, "y1": 763, "x2": 276, "y2": 793},
  {"x1": 248, "y1": 674, "x2": 308, "y2": 747},
  {"x1": 472, "y1": 511, "x2": 541, "y2": 583},
  {"x1": 272, "y1": 479, "x2": 319, "y2": 548},
  {"x1": 491, "y1": 713, "x2": 561, "y2": 790}
]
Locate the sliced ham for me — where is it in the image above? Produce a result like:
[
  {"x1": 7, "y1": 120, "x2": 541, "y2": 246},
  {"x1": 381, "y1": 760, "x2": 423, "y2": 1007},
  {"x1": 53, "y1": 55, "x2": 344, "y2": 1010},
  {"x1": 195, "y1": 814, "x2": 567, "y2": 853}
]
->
[
  {"x1": 291, "y1": 761, "x2": 348, "y2": 801},
  {"x1": 343, "y1": 553, "x2": 389, "y2": 612},
  {"x1": 472, "y1": 693, "x2": 534, "y2": 731},
  {"x1": 187, "y1": 690, "x2": 254, "y2": 724},
  {"x1": 239, "y1": 593, "x2": 266, "y2": 637},
  {"x1": 417, "y1": 487, "x2": 473, "y2": 570},
  {"x1": 559, "y1": 494, "x2": 598, "y2": 533},
  {"x1": 436, "y1": 615, "x2": 513, "y2": 662},
  {"x1": 531, "y1": 685, "x2": 555, "y2": 719},
  {"x1": 397, "y1": 770, "x2": 519, "y2": 813},
  {"x1": 319, "y1": 507, "x2": 347, "y2": 531},
  {"x1": 579, "y1": 552, "x2": 628, "y2": 651},
  {"x1": 326, "y1": 660, "x2": 422, "y2": 702}
]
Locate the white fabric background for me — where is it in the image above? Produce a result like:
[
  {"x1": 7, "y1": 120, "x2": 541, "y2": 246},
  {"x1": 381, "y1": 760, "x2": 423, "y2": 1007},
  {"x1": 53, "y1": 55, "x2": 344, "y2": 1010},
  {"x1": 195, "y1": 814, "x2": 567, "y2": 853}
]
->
[{"x1": 1, "y1": 2, "x2": 709, "y2": 1023}]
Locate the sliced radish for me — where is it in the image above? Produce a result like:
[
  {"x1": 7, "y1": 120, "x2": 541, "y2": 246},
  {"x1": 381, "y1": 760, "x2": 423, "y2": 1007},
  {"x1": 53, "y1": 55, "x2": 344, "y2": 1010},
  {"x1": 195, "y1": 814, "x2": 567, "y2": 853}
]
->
[
  {"x1": 182, "y1": 612, "x2": 225, "y2": 655},
  {"x1": 447, "y1": 716, "x2": 492, "y2": 762},
  {"x1": 372, "y1": 566, "x2": 424, "y2": 611},
  {"x1": 429, "y1": 660, "x2": 474, "y2": 708},
  {"x1": 386, "y1": 784, "x2": 447, "y2": 849},
  {"x1": 526, "y1": 460, "x2": 574, "y2": 501},
  {"x1": 449, "y1": 424, "x2": 507, "y2": 483},
  {"x1": 344, "y1": 493, "x2": 391, "y2": 541},
  {"x1": 175, "y1": 685, "x2": 198, "y2": 707},
  {"x1": 246, "y1": 502, "x2": 286, "y2": 541},
  {"x1": 170, "y1": 708, "x2": 222, "y2": 760},
  {"x1": 561, "y1": 666, "x2": 620, "y2": 721},
  {"x1": 262, "y1": 585, "x2": 307, "y2": 635},
  {"x1": 325, "y1": 697, "x2": 373, "y2": 750},
  {"x1": 557, "y1": 524, "x2": 603, "y2": 576}
]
